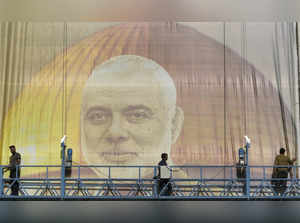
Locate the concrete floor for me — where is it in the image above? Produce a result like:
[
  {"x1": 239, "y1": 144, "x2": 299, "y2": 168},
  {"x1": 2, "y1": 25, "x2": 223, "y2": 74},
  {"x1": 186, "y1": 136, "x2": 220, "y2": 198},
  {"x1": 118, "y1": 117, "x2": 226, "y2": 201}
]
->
[{"x1": 1, "y1": 201, "x2": 300, "y2": 223}]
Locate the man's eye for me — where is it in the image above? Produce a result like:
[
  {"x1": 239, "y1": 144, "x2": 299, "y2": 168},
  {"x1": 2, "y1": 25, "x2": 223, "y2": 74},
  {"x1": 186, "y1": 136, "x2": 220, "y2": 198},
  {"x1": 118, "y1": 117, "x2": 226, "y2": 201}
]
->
[
  {"x1": 125, "y1": 110, "x2": 151, "y2": 123},
  {"x1": 86, "y1": 111, "x2": 110, "y2": 124}
]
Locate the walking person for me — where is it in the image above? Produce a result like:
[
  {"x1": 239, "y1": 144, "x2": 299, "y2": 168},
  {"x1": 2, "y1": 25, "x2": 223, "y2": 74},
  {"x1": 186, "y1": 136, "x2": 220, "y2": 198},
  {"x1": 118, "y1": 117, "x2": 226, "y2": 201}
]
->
[
  {"x1": 4, "y1": 145, "x2": 21, "y2": 196},
  {"x1": 157, "y1": 153, "x2": 172, "y2": 196},
  {"x1": 272, "y1": 148, "x2": 296, "y2": 195}
]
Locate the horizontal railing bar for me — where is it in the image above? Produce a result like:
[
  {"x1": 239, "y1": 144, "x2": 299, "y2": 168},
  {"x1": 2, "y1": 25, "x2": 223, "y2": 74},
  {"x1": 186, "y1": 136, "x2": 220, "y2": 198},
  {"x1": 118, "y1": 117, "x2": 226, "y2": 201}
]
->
[
  {"x1": 3, "y1": 178, "x2": 300, "y2": 181},
  {"x1": 1, "y1": 165, "x2": 299, "y2": 168}
]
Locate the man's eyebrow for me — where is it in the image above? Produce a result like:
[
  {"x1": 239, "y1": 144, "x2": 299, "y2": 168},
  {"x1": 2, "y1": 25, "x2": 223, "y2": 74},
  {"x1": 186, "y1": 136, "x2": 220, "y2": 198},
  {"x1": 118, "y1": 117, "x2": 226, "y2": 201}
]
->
[
  {"x1": 86, "y1": 106, "x2": 111, "y2": 113},
  {"x1": 123, "y1": 105, "x2": 153, "y2": 113}
]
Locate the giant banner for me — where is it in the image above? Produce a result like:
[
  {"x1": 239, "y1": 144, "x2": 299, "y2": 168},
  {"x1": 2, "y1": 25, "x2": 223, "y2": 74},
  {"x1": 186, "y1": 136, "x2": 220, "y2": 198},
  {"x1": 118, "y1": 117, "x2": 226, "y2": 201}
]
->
[{"x1": 0, "y1": 22, "x2": 298, "y2": 178}]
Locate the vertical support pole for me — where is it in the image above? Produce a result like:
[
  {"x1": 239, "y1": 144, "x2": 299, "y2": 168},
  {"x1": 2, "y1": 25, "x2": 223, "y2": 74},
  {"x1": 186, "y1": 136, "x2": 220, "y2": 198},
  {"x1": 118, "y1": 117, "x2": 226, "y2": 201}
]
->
[
  {"x1": 293, "y1": 166, "x2": 296, "y2": 180},
  {"x1": 153, "y1": 166, "x2": 158, "y2": 198},
  {"x1": 138, "y1": 167, "x2": 141, "y2": 196},
  {"x1": 61, "y1": 143, "x2": 66, "y2": 199},
  {"x1": 295, "y1": 22, "x2": 300, "y2": 178},
  {"x1": 107, "y1": 167, "x2": 111, "y2": 194},
  {"x1": 245, "y1": 142, "x2": 250, "y2": 198},
  {"x1": 16, "y1": 165, "x2": 20, "y2": 196},
  {"x1": 200, "y1": 167, "x2": 203, "y2": 180},
  {"x1": 0, "y1": 166, "x2": 3, "y2": 197},
  {"x1": 78, "y1": 165, "x2": 81, "y2": 195},
  {"x1": 108, "y1": 167, "x2": 111, "y2": 180}
]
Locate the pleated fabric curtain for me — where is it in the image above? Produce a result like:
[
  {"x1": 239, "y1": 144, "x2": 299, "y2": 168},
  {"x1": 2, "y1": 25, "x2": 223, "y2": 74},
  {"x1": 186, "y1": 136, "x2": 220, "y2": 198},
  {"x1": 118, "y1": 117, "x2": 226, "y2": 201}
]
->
[{"x1": 0, "y1": 22, "x2": 299, "y2": 179}]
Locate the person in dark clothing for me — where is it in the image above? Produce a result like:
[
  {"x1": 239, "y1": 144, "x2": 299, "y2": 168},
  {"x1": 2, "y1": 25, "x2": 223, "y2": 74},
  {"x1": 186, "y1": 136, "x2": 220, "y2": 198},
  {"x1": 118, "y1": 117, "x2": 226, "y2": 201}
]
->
[
  {"x1": 272, "y1": 148, "x2": 296, "y2": 195},
  {"x1": 157, "y1": 153, "x2": 172, "y2": 196},
  {"x1": 3, "y1": 145, "x2": 21, "y2": 196}
]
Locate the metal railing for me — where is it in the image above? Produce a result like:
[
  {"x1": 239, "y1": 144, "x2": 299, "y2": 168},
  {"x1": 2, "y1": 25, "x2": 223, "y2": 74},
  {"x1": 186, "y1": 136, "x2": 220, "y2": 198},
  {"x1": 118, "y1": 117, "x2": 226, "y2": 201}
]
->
[{"x1": 1, "y1": 164, "x2": 300, "y2": 200}]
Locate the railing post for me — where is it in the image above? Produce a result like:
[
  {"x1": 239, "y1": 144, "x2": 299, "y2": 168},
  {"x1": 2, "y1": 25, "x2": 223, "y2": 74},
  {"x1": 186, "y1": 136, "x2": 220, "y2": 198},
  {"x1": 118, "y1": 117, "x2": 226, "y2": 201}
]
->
[
  {"x1": 61, "y1": 143, "x2": 66, "y2": 199},
  {"x1": 17, "y1": 165, "x2": 20, "y2": 197},
  {"x1": 61, "y1": 163, "x2": 65, "y2": 199},
  {"x1": 138, "y1": 167, "x2": 141, "y2": 182},
  {"x1": 246, "y1": 167, "x2": 250, "y2": 197},
  {"x1": 153, "y1": 166, "x2": 158, "y2": 198},
  {"x1": 245, "y1": 143, "x2": 250, "y2": 198},
  {"x1": 0, "y1": 166, "x2": 3, "y2": 197},
  {"x1": 108, "y1": 167, "x2": 111, "y2": 180},
  {"x1": 200, "y1": 167, "x2": 203, "y2": 180},
  {"x1": 293, "y1": 166, "x2": 296, "y2": 180},
  {"x1": 78, "y1": 166, "x2": 81, "y2": 194}
]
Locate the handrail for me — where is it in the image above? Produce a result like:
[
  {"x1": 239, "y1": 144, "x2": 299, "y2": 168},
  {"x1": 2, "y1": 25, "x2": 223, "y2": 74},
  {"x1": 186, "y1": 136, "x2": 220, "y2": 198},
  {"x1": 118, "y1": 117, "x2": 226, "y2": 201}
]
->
[
  {"x1": 1, "y1": 164, "x2": 298, "y2": 168},
  {"x1": 1, "y1": 165, "x2": 300, "y2": 200}
]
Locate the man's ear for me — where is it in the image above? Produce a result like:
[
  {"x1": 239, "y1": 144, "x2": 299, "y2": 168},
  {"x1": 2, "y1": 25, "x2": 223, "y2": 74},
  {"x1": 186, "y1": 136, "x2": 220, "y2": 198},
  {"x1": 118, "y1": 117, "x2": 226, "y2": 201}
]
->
[{"x1": 171, "y1": 106, "x2": 184, "y2": 144}]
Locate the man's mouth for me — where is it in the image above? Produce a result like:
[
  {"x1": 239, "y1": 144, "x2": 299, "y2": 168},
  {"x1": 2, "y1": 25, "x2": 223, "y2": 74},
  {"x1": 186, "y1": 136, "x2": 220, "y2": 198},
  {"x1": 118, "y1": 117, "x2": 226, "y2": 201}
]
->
[{"x1": 100, "y1": 151, "x2": 138, "y2": 163}]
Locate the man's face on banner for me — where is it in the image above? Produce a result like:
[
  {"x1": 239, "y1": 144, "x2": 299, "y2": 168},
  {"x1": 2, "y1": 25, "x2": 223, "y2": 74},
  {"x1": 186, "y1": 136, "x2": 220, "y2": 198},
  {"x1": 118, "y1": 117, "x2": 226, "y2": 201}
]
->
[{"x1": 81, "y1": 55, "x2": 183, "y2": 178}]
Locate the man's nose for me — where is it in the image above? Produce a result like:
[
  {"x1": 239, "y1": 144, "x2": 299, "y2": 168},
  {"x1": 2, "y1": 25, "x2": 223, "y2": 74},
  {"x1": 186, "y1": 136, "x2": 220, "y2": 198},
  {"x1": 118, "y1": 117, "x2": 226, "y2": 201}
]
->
[{"x1": 106, "y1": 113, "x2": 129, "y2": 144}]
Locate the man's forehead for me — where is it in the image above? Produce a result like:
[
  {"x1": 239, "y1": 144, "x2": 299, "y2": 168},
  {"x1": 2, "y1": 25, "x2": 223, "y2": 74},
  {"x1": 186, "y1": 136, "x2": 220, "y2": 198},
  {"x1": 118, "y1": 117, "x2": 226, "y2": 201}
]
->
[
  {"x1": 84, "y1": 84, "x2": 163, "y2": 96},
  {"x1": 83, "y1": 69, "x2": 175, "y2": 100},
  {"x1": 83, "y1": 89, "x2": 168, "y2": 110},
  {"x1": 87, "y1": 69, "x2": 165, "y2": 86},
  {"x1": 83, "y1": 64, "x2": 177, "y2": 109}
]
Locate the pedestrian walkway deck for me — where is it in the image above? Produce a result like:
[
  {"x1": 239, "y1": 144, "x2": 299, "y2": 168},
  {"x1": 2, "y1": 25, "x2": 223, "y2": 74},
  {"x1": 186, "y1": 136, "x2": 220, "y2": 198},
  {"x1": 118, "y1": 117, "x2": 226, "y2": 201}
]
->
[{"x1": 1, "y1": 165, "x2": 300, "y2": 200}]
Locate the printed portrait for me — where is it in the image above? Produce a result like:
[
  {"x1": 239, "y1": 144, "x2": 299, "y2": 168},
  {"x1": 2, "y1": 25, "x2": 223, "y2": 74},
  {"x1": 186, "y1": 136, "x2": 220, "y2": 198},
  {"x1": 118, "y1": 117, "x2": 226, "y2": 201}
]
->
[{"x1": 0, "y1": 22, "x2": 297, "y2": 179}]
